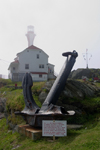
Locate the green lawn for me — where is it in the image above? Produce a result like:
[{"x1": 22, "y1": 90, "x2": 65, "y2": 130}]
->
[
  {"x1": 0, "y1": 79, "x2": 100, "y2": 149},
  {"x1": 0, "y1": 116, "x2": 100, "y2": 150}
]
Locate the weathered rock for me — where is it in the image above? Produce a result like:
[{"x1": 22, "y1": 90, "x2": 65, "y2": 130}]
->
[
  {"x1": 9, "y1": 122, "x2": 16, "y2": 130},
  {"x1": 39, "y1": 80, "x2": 100, "y2": 103},
  {"x1": 0, "y1": 113, "x2": 5, "y2": 120},
  {"x1": 39, "y1": 79, "x2": 100, "y2": 115},
  {"x1": 64, "y1": 80, "x2": 96, "y2": 99},
  {"x1": 12, "y1": 125, "x2": 18, "y2": 133},
  {"x1": 69, "y1": 68, "x2": 100, "y2": 79},
  {"x1": 67, "y1": 124, "x2": 83, "y2": 129},
  {"x1": 45, "y1": 80, "x2": 54, "y2": 90},
  {"x1": 0, "y1": 104, "x2": 4, "y2": 112},
  {"x1": 39, "y1": 91, "x2": 48, "y2": 104},
  {"x1": 0, "y1": 98, "x2": 6, "y2": 113}
]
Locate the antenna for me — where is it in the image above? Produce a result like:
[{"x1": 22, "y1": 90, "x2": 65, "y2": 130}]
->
[{"x1": 82, "y1": 49, "x2": 92, "y2": 69}]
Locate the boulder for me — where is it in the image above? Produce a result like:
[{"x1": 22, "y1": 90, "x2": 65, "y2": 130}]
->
[
  {"x1": 39, "y1": 91, "x2": 48, "y2": 104},
  {"x1": 39, "y1": 79, "x2": 100, "y2": 114},
  {"x1": 0, "y1": 98, "x2": 6, "y2": 113}
]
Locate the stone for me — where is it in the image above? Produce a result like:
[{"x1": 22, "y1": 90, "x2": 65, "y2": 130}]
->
[
  {"x1": 69, "y1": 68, "x2": 100, "y2": 79},
  {"x1": 0, "y1": 98, "x2": 6, "y2": 113},
  {"x1": 0, "y1": 104, "x2": 4, "y2": 112},
  {"x1": 39, "y1": 91, "x2": 48, "y2": 104},
  {"x1": 45, "y1": 80, "x2": 54, "y2": 90},
  {"x1": 0, "y1": 113, "x2": 5, "y2": 120},
  {"x1": 12, "y1": 125, "x2": 18, "y2": 133},
  {"x1": 18, "y1": 125, "x2": 42, "y2": 140},
  {"x1": 38, "y1": 79, "x2": 100, "y2": 115},
  {"x1": 67, "y1": 124, "x2": 83, "y2": 129}
]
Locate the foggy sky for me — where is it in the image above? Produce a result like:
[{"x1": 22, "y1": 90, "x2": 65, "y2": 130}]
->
[{"x1": 0, "y1": 0, "x2": 100, "y2": 76}]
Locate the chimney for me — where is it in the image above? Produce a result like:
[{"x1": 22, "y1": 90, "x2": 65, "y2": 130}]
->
[{"x1": 26, "y1": 25, "x2": 36, "y2": 47}]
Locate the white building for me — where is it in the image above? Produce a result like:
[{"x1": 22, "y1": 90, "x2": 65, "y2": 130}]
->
[{"x1": 8, "y1": 26, "x2": 55, "y2": 81}]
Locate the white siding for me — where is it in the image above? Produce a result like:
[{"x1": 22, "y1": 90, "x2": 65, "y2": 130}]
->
[
  {"x1": 8, "y1": 46, "x2": 55, "y2": 81},
  {"x1": 18, "y1": 48, "x2": 48, "y2": 73},
  {"x1": 31, "y1": 74, "x2": 47, "y2": 81},
  {"x1": 48, "y1": 63, "x2": 55, "y2": 79}
]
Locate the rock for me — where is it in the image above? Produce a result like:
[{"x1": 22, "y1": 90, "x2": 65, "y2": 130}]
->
[
  {"x1": 0, "y1": 113, "x2": 5, "y2": 120},
  {"x1": 67, "y1": 124, "x2": 83, "y2": 129},
  {"x1": 39, "y1": 92, "x2": 48, "y2": 104},
  {"x1": 39, "y1": 81, "x2": 55, "y2": 104},
  {"x1": 45, "y1": 80, "x2": 54, "y2": 90},
  {"x1": 0, "y1": 98, "x2": 6, "y2": 113},
  {"x1": 12, "y1": 144, "x2": 22, "y2": 150},
  {"x1": 64, "y1": 80, "x2": 99, "y2": 99},
  {"x1": 69, "y1": 68, "x2": 100, "y2": 79},
  {"x1": 39, "y1": 79, "x2": 100, "y2": 115},
  {"x1": 12, "y1": 125, "x2": 18, "y2": 133},
  {"x1": 39, "y1": 79, "x2": 100, "y2": 103},
  {"x1": 9, "y1": 122, "x2": 16, "y2": 130},
  {"x1": 0, "y1": 104, "x2": 4, "y2": 112},
  {"x1": 69, "y1": 69, "x2": 91, "y2": 79}
]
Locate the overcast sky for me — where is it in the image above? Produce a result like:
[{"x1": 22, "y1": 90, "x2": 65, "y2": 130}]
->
[{"x1": 0, "y1": 0, "x2": 100, "y2": 76}]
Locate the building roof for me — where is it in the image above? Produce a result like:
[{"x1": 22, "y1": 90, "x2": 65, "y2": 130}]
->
[
  {"x1": 17, "y1": 45, "x2": 49, "y2": 57},
  {"x1": 31, "y1": 72, "x2": 47, "y2": 74},
  {"x1": 8, "y1": 60, "x2": 19, "y2": 70},
  {"x1": 26, "y1": 45, "x2": 41, "y2": 50},
  {"x1": 48, "y1": 63, "x2": 55, "y2": 66}
]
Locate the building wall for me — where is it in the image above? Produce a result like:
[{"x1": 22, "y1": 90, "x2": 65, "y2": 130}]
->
[
  {"x1": 12, "y1": 73, "x2": 47, "y2": 82},
  {"x1": 31, "y1": 73, "x2": 47, "y2": 81},
  {"x1": 18, "y1": 48, "x2": 48, "y2": 73},
  {"x1": 48, "y1": 63, "x2": 56, "y2": 79},
  {"x1": 8, "y1": 47, "x2": 55, "y2": 82}
]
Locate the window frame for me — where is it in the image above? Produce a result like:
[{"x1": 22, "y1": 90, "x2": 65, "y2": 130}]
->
[
  {"x1": 37, "y1": 54, "x2": 39, "y2": 59},
  {"x1": 25, "y1": 64, "x2": 29, "y2": 69},
  {"x1": 39, "y1": 64, "x2": 44, "y2": 68},
  {"x1": 39, "y1": 74, "x2": 42, "y2": 78},
  {"x1": 13, "y1": 67, "x2": 15, "y2": 70}
]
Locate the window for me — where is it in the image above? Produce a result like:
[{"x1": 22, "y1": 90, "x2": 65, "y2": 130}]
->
[
  {"x1": 13, "y1": 67, "x2": 15, "y2": 70},
  {"x1": 39, "y1": 74, "x2": 42, "y2": 78},
  {"x1": 39, "y1": 64, "x2": 41, "y2": 68},
  {"x1": 42, "y1": 64, "x2": 44, "y2": 68},
  {"x1": 25, "y1": 64, "x2": 29, "y2": 69},
  {"x1": 37, "y1": 54, "x2": 39, "y2": 59},
  {"x1": 39, "y1": 64, "x2": 44, "y2": 68}
]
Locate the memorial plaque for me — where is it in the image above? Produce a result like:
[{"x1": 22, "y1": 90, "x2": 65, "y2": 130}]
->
[{"x1": 42, "y1": 120, "x2": 67, "y2": 137}]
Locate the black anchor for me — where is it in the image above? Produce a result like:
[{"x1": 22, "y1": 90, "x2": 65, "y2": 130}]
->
[{"x1": 15, "y1": 50, "x2": 78, "y2": 128}]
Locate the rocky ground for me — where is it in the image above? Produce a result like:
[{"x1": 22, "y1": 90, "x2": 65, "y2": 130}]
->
[
  {"x1": 0, "y1": 98, "x2": 6, "y2": 121},
  {"x1": 39, "y1": 79, "x2": 100, "y2": 116},
  {"x1": 69, "y1": 68, "x2": 100, "y2": 79},
  {"x1": 0, "y1": 112, "x2": 4, "y2": 120}
]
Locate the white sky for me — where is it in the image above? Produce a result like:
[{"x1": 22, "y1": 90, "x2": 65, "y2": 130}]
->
[{"x1": 0, "y1": 0, "x2": 100, "y2": 76}]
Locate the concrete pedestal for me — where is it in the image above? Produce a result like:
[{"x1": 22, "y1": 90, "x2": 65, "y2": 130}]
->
[
  {"x1": 18, "y1": 125, "x2": 42, "y2": 140},
  {"x1": 18, "y1": 124, "x2": 83, "y2": 140}
]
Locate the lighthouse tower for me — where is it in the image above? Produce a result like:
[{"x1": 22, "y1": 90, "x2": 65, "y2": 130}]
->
[{"x1": 26, "y1": 25, "x2": 36, "y2": 47}]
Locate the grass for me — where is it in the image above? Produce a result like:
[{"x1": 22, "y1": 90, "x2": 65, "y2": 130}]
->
[
  {"x1": 0, "y1": 80, "x2": 45, "y2": 111},
  {"x1": 0, "y1": 78, "x2": 100, "y2": 149},
  {"x1": 0, "y1": 116, "x2": 100, "y2": 150},
  {"x1": 0, "y1": 79, "x2": 46, "y2": 126}
]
